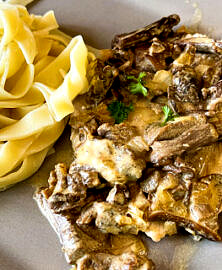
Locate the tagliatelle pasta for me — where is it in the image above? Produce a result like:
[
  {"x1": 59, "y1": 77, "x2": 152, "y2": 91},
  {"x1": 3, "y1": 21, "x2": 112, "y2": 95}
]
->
[{"x1": 0, "y1": 3, "x2": 89, "y2": 190}]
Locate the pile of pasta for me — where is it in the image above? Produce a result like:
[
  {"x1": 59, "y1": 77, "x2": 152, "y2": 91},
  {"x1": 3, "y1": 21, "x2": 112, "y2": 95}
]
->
[{"x1": 0, "y1": 2, "x2": 89, "y2": 190}]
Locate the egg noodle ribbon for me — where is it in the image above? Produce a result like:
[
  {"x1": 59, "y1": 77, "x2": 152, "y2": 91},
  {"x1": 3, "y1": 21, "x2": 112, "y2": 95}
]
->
[{"x1": 0, "y1": 3, "x2": 89, "y2": 190}]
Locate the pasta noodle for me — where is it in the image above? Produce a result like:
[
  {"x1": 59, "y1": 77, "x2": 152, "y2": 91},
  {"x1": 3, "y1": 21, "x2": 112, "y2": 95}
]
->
[{"x1": 0, "y1": 3, "x2": 90, "y2": 190}]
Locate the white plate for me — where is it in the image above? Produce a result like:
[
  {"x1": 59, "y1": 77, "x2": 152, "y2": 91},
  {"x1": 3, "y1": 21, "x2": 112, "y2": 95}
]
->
[{"x1": 1, "y1": 1, "x2": 222, "y2": 269}]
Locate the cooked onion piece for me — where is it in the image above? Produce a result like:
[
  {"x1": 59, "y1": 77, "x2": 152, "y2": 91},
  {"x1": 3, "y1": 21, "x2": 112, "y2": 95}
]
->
[{"x1": 0, "y1": 3, "x2": 89, "y2": 190}]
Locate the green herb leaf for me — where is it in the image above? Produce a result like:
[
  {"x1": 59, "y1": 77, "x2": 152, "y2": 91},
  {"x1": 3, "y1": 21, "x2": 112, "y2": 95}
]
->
[
  {"x1": 107, "y1": 101, "x2": 133, "y2": 124},
  {"x1": 127, "y1": 72, "x2": 148, "y2": 96},
  {"x1": 161, "y1": 105, "x2": 178, "y2": 126}
]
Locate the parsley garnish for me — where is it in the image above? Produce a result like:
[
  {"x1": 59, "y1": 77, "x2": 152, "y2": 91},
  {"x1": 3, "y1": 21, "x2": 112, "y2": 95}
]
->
[
  {"x1": 108, "y1": 101, "x2": 133, "y2": 124},
  {"x1": 127, "y1": 72, "x2": 148, "y2": 96},
  {"x1": 161, "y1": 105, "x2": 178, "y2": 126}
]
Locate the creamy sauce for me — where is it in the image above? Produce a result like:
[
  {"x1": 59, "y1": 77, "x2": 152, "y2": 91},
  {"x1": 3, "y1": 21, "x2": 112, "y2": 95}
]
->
[{"x1": 127, "y1": 98, "x2": 162, "y2": 135}]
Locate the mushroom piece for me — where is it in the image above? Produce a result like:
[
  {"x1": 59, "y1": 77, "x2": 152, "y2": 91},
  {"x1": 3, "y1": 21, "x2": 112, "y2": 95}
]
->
[
  {"x1": 112, "y1": 14, "x2": 180, "y2": 50},
  {"x1": 175, "y1": 34, "x2": 222, "y2": 54}
]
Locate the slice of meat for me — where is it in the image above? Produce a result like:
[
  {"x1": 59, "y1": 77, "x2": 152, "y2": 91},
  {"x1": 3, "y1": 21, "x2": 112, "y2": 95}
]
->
[
  {"x1": 149, "y1": 122, "x2": 218, "y2": 165},
  {"x1": 112, "y1": 14, "x2": 180, "y2": 50},
  {"x1": 34, "y1": 190, "x2": 104, "y2": 264},
  {"x1": 34, "y1": 189, "x2": 155, "y2": 269},
  {"x1": 144, "y1": 113, "x2": 206, "y2": 145}
]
